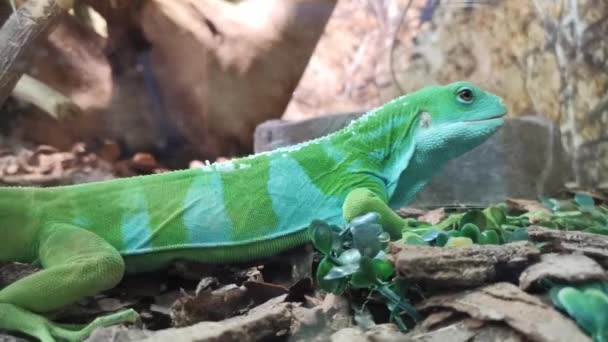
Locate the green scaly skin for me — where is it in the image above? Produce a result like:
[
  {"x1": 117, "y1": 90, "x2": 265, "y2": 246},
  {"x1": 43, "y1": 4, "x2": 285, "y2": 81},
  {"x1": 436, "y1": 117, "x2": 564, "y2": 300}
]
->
[{"x1": 0, "y1": 81, "x2": 506, "y2": 341}]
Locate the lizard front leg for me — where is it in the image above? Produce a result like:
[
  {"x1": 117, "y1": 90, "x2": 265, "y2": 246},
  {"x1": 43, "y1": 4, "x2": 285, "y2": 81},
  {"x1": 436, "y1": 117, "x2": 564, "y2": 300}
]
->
[
  {"x1": 342, "y1": 187, "x2": 404, "y2": 240},
  {"x1": 0, "y1": 223, "x2": 138, "y2": 342}
]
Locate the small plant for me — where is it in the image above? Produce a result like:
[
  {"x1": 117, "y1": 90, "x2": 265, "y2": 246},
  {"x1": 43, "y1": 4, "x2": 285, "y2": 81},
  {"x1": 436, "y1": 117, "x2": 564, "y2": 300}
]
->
[
  {"x1": 401, "y1": 205, "x2": 530, "y2": 247},
  {"x1": 400, "y1": 192, "x2": 608, "y2": 248},
  {"x1": 547, "y1": 280, "x2": 608, "y2": 342},
  {"x1": 535, "y1": 193, "x2": 608, "y2": 235},
  {"x1": 308, "y1": 212, "x2": 420, "y2": 330},
  {"x1": 307, "y1": 193, "x2": 607, "y2": 337}
]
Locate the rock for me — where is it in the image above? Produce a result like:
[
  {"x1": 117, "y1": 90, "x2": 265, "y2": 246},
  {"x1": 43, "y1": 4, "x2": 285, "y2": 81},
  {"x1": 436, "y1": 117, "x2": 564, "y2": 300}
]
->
[
  {"x1": 387, "y1": 241, "x2": 540, "y2": 288},
  {"x1": 140, "y1": 0, "x2": 338, "y2": 159},
  {"x1": 285, "y1": 0, "x2": 608, "y2": 187},
  {"x1": 254, "y1": 115, "x2": 571, "y2": 208},
  {"x1": 519, "y1": 253, "x2": 608, "y2": 291},
  {"x1": 416, "y1": 282, "x2": 592, "y2": 342}
]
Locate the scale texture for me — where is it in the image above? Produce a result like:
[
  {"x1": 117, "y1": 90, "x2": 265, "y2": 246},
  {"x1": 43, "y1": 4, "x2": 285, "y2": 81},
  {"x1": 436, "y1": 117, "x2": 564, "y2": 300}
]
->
[{"x1": 0, "y1": 81, "x2": 506, "y2": 342}]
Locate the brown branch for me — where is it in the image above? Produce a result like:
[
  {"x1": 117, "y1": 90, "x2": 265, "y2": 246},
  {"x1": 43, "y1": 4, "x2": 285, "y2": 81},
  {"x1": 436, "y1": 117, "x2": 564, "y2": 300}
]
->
[{"x1": 0, "y1": 0, "x2": 73, "y2": 107}]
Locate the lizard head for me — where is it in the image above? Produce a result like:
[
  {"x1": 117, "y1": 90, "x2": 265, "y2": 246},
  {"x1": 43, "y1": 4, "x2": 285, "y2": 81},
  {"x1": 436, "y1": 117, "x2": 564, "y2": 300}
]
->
[
  {"x1": 384, "y1": 81, "x2": 508, "y2": 207},
  {"x1": 412, "y1": 81, "x2": 507, "y2": 159}
]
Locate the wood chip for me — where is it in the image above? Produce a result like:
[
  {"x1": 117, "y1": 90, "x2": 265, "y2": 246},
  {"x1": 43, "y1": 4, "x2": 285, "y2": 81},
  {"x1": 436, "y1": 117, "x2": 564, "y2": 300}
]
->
[
  {"x1": 387, "y1": 241, "x2": 540, "y2": 288},
  {"x1": 527, "y1": 226, "x2": 608, "y2": 268},
  {"x1": 417, "y1": 282, "x2": 592, "y2": 342},
  {"x1": 519, "y1": 253, "x2": 608, "y2": 291},
  {"x1": 417, "y1": 207, "x2": 446, "y2": 225}
]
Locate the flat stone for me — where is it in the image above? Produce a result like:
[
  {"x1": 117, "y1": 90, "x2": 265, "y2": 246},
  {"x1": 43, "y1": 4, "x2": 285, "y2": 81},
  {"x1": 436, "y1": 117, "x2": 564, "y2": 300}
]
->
[{"x1": 254, "y1": 114, "x2": 572, "y2": 207}]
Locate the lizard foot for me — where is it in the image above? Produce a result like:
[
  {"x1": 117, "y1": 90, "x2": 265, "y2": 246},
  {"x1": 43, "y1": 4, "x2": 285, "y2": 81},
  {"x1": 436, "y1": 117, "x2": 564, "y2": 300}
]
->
[{"x1": 0, "y1": 303, "x2": 139, "y2": 342}]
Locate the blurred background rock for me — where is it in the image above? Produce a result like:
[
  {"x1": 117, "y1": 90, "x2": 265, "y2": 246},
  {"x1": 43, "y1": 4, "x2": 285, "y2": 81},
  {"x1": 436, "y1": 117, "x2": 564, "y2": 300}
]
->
[{"x1": 0, "y1": 0, "x2": 605, "y2": 188}]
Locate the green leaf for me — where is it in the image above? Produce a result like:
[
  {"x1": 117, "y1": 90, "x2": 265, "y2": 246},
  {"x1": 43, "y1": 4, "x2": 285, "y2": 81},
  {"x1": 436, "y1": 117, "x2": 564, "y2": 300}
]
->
[
  {"x1": 584, "y1": 225, "x2": 608, "y2": 236},
  {"x1": 574, "y1": 193, "x2": 595, "y2": 212},
  {"x1": 379, "y1": 285, "x2": 421, "y2": 321},
  {"x1": 338, "y1": 249, "x2": 361, "y2": 265},
  {"x1": 309, "y1": 220, "x2": 335, "y2": 255},
  {"x1": 350, "y1": 256, "x2": 377, "y2": 288},
  {"x1": 460, "y1": 223, "x2": 481, "y2": 243},
  {"x1": 434, "y1": 231, "x2": 449, "y2": 247},
  {"x1": 435, "y1": 213, "x2": 463, "y2": 230},
  {"x1": 535, "y1": 220, "x2": 557, "y2": 229},
  {"x1": 350, "y1": 212, "x2": 380, "y2": 227},
  {"x1": 507, "y1": 227, "x2": 529, "y2": 242},
  {"x1": 352, "y1": 222, "x2": 383, "y2": 258},
  {"x1": 403, "y1": 232, "x2": 428, "y2": 245},
  {"x1": 483, "y1": 206, "x2": 507, "y2": 229},
  {"x1": 444, "y1": 236, "x2": 474, "y2": 247},
  {"x1": 480, "y1": 230, "x2": 500, "y2": 244},
  {"x1": 550, "y1": 283, "x2": 608, "y2": 341},
  {"x1": 378, "y1": 231, "x2": 391, "y2": 243},
  {"x1": 421, "y1": 228, "x2": 442, "y2": 242},
  {"x1": 540, "y1": 196, "x2": 560, "y2": 211},
  {"x1": 324, "y1": 263, "x2": 360, "y2": 280},
  {"x1": 446, "y1": 230, "x2": 462, "y2": 239},
  {"x1": 459, "y1": 210, "x2": 487, "y2": 230},
  {"x1": 316, "y1": 257, "x2": 347, "y2": 294},
  {"x1": 372, "y1": 258, "x2": 394, "y2": 281}
]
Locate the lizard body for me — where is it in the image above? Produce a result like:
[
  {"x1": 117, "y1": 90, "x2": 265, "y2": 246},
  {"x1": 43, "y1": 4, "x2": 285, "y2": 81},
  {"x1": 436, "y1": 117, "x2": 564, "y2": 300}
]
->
[{"x1": 0, "y1": 81, "x2": 506, "y2": 341}]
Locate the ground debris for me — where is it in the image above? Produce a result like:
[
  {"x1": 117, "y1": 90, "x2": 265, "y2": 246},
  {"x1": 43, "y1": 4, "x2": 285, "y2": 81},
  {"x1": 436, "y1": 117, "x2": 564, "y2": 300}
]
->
[
  {"x1": 0, "y1": 143, "x2": 114, "y2": 186},
  {"x1": 527, "y1": 225, "x2": 608, "y2": 268},
  {"x1": 505, "y1": 198, "x2": 550, "y2": 214},
  {"x1": 330, "y1": 324, "x2": 406, "y2": 342},
  {"x1": 408, "y1": 319, "x2": 525, "y2": 342},
  {"x1": 143, "y1": 297, "x2": 293, "y2": 342},
  {"x1": 0, "y1": 262, "x2": 39, "y2": 288},
  {"x1": 416, "y1": 207, "x2": 447, "y2": 225},
  {"x1": 519, "y1": 253, "x2": 608, "y2": 291},
  {"x1": 290, "y1": 293, "x2": 354, "y2": 342},
  {"x1": 387, "y1": 241, "x2": 541, "y2": 288},
  {"x1": 416, "y1": 282, "x2": 592, "y2": 342}
]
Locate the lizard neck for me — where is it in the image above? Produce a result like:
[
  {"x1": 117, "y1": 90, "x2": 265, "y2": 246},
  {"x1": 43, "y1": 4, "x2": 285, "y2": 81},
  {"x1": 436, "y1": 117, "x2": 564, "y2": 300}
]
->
[{"x1": 322, "y1": 95, "x2": 422, "y2": 198}]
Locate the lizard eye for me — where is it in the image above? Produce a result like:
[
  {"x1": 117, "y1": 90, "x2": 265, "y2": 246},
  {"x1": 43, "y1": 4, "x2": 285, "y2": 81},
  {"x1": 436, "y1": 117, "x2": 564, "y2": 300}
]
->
[{"x1": 457, "y1": 88, "x2": 474, "y2": 104}]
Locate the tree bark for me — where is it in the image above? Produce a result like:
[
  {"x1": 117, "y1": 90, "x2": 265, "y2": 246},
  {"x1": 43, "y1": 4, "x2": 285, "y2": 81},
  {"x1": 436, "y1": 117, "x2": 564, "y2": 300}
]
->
[
  {"x1": 0, "y1": 0, "x2": 73, "y2": 107},
  {"x1": 526, "y1": 225, "x2": 608, "y2": 268}
]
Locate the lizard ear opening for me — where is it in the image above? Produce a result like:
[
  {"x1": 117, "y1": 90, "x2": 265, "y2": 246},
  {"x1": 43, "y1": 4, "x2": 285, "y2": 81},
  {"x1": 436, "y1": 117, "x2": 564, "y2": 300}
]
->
[{"x1": 419, "y1": 112, "x2": 432, "y2": 128}]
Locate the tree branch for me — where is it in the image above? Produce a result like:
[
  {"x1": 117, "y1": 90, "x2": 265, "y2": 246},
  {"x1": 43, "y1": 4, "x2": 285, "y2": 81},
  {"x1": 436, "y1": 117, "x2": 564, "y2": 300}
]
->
[{"x1": 0, "y1": 0, "x2": 73, "y2": 107}]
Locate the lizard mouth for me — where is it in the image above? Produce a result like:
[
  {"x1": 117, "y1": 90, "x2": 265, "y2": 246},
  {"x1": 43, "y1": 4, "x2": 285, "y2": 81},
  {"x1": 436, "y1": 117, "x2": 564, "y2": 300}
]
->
[{"x1": 463, "y1": 110, "x2": 507, "y2": 124}]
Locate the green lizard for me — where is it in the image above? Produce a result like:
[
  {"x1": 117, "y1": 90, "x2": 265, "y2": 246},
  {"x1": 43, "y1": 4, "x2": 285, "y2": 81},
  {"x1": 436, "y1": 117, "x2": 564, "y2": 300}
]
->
[{"x1": 0, "y1": 81, "x2": 506, "y2": 341}]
